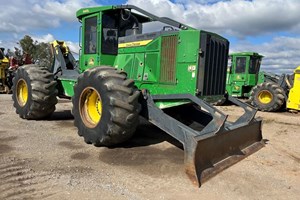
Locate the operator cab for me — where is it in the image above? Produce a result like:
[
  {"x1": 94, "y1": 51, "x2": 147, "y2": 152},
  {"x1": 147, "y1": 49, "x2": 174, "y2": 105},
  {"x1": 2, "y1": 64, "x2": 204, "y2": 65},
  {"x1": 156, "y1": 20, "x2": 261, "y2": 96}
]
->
[
  {"x1": 229, "y1": 53, "x2": 263, "y2": 75},
  {"x1": 100, "y1": 9, "x2": 147, "y2": 55},
  {"x1": 226, "y1": 52, "x2": 264, "y2": 97},
  {"x1": 83, "y1": 8, "x2": 153, "y2": 56},
  {"x1": 77, "y1": 5, "x2": 191, "y2": 70}
]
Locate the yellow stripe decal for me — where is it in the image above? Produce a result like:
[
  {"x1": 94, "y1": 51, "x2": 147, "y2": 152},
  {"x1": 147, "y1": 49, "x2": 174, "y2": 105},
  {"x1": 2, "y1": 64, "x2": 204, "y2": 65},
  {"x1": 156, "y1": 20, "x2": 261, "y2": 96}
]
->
[{"x1": 118, "y1": 39, "x2": 153, "y2": 48}]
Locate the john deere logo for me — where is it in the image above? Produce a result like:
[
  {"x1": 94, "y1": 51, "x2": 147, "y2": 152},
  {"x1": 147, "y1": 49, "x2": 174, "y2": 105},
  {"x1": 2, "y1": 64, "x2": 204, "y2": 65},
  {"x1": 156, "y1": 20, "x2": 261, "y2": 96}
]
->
[{"x1": 88, "y1": 58, "x2": 95, "y2": 65}]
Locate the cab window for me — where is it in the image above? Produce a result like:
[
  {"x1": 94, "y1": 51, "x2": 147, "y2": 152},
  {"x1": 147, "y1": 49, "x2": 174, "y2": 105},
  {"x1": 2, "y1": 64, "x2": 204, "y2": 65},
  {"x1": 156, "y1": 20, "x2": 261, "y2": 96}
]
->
[
  {"x1": 235, "y1": 57, "x2": 246, "y2": 73},
  {"x1": 84, "y1": 16, "x2": 97, "y2": 54},
  {"x1": 249, "y1": 57, "x2": 261, "y2": 74},
  {"x1": 102, "y1": 12, "x2": 118, "y2": 55}
]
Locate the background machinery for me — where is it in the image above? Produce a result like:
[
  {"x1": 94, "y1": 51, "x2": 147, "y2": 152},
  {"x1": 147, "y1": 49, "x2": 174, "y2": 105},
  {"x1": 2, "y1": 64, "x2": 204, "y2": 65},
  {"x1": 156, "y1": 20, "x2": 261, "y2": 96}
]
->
[
  {"x1": 11, "y1": 5, "x2": 264, "y2": 187},
  {"x1": 0, "y1": 47, "x2": 33, "y2": 94},
  {"x1": 0, "y1": 48, "x2": 10, "y2": 93},
  {"x1": 286, "y1": 66, "x2": 300, "y2": 111},
  {"x1": 226, "y1": 52, "x2": 263, "y2": 98},
  {"x1": 226, "y1": 52, "x2": 295, "y2": 112}
]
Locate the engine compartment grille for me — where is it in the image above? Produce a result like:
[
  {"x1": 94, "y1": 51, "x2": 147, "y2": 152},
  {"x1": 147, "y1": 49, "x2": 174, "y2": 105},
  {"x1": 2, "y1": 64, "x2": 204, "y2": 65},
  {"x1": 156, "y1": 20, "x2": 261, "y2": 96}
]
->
[{"x1": 197, "y1": 32, "x2": 229, "y2": 96}]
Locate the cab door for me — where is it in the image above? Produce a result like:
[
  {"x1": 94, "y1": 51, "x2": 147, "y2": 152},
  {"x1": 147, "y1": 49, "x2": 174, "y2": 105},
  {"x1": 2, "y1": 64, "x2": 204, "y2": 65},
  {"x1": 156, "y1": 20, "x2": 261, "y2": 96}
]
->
[
  {"x1": 80, "y1": 13, "x2": 100, "y2": 72},
  {"x1": 233, "y1": 56, "x2": 248, "y2": 82},
  {"x1": 248, "y1": 56, "x2": 262, "y2": 86},
  {"x1": 230, "y1": 56, "x2": 249, "y2": 96}
]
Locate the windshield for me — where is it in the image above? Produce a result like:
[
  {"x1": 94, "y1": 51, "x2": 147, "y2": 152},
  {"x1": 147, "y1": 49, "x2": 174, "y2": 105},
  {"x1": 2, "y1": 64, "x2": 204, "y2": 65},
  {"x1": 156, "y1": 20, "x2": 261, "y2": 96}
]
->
[
  {"x1": 235, "y1": 57, "x2": 246, "y2": 73},
  {"x1": 249, "y1": 57, "x2": 261, "y2": 74}
]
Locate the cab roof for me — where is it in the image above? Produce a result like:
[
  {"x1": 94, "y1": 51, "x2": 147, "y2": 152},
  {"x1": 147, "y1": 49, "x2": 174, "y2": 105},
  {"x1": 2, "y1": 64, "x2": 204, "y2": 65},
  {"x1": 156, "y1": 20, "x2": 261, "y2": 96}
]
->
[
  {"x1": 76, "y1": 5, "x2": 151, "y2": 23},
  {"x1": 230, "y1": 52, "x2": 264, "y2": 58},
  {"x1": 76, "y1": 5, "x2": 193, "y2": 30}
]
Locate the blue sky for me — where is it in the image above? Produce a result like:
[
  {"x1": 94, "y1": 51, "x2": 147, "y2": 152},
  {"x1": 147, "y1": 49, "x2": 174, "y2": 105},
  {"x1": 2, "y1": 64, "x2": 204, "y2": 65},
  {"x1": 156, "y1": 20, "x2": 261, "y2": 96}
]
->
[{"x1": 1, "y1": 0, "x2": 300, "y2": 73}]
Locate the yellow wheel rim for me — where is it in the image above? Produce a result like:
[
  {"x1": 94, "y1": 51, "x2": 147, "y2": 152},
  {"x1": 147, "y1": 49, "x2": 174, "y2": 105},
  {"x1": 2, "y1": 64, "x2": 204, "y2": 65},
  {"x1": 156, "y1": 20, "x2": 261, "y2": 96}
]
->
[
  {"x1": 16, "y1": 79, "x2": 28, "y2": 106},
  {"x1": 258, "y1": 90, "x2": 273, "y2": 104},
  {"x1": 80, "y1": 87, "x2": 102, "y2": 128}
]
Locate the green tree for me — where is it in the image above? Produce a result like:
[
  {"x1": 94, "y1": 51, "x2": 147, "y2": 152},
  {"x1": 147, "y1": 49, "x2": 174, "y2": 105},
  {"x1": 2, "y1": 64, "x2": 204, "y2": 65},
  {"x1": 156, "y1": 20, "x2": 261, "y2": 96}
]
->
[
  {"x1": 19, "y1": 35, "x2": 36, "y2": 57},
  {"x1": 18, "y1": 35, "x2": 53, "y2": 68}
]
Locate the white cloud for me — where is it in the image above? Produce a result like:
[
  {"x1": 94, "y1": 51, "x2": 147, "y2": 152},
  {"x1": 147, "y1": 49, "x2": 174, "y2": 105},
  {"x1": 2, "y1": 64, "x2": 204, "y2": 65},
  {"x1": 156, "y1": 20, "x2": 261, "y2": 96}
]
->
[
  {"x1": 127, "y1": 0, "x2": 300, "y2": 38},
  {"x1": 0, "y1": 33, "x2": 80, "y2": 59},
  {"x1": 0, "y1": 0, "x2": 97, "y2": 33},
  {"x1": 231, "y1": 36, "x2": 300, "y2": 73},
  {"x1": 174, "y1": 0, "x2": 223, "y2": 3},
  {"x1": 65, "y1": 41, "x2": 80, "y2": 56},
  {"x1": 31, "y1": 34, "x2": 56, "y2": 43},
  {"x1": 32, "y1": 0, "x2": 97, "y2": 22},
  {"x1": 0, "y1": 0, "x2": 93, "y2": 57},
  {"x1": 127, "y1": 0, "x2": 300, "y2": 74},
  {"x1": 0, "y1": 40, "x2": 19, "y2": 53},
  {"x1": 32, "y1": 34, "x2": 80, "y2": 55},
  {"x1": 1, "y1": 0, "x2": 299, "y2": 74}
]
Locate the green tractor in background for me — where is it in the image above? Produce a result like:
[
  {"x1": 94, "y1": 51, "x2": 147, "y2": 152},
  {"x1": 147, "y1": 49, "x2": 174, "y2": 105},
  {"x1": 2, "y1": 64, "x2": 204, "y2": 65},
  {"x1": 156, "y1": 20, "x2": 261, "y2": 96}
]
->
[
  {"x1": 11, "y1": 5, "x2": 264, "y2": 187},
  {"x1": 226, "y1": 52, "x2": 263, "y2": 98},
  {"x1": 226, "y1": 52, "x2": 294, "y2": 112}
]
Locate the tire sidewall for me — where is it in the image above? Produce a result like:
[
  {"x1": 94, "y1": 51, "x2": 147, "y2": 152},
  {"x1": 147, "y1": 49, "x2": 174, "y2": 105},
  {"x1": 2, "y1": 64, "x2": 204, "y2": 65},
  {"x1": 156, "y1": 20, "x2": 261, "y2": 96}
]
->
[
  {"x1": 254, "y1": 88, "x2": 276, "y2": 108},
  {"x1": 12, "y1": 67, "x2": 33, "y2": 118},
  {"x1": 73, "y1": 73, "x2": 112, "y2": 142}
]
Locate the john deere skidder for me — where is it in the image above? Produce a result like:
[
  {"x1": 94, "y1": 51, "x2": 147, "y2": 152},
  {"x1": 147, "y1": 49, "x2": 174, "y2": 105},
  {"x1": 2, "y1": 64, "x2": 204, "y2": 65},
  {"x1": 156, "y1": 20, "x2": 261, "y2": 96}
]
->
[
  {"x1": 12, "y1": 5, "x2": 263, "y2": 187},
  {"x1": 226, "y1": 52, "x2": 296, "y2": 112},
  {"x1": 226, "y1": 52, "x2": 264, "y2": 98}
]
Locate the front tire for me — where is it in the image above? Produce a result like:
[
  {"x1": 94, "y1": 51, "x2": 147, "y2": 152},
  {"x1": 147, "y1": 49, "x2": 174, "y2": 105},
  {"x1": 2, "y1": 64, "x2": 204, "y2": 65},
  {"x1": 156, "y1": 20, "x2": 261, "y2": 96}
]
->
[
  {"x1": 249, "y1": 82, "x2": 285, "y2": 112},
  {"x1": 12, "y1": 64, "x2": 57, "y2": 119},
  {"x1": 72, "y1": 67, "x2": 140, "y2": 146}
]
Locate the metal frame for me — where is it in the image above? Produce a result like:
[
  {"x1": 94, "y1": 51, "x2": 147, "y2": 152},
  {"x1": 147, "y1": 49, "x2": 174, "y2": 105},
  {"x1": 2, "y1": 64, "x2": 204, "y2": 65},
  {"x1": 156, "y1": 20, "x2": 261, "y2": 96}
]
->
[
  {"x1": 116, "y1": 5, "x2": 193, "y2": 30},
  {"x1": 140, "y1": 91, "x2": 264, "y2": 186}
]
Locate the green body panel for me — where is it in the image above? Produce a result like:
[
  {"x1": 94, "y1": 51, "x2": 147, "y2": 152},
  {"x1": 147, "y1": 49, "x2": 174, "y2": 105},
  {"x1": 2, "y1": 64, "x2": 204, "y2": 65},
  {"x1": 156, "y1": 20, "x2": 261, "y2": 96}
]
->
[
  {"x1": 257, "y1": 71, "x2": 265, "y2": 84},
  {"x1": 58, "y1": 78, "x2": 76, "y2": 97},
  {"x1": 115, "y1": 30, "x2": 200, "y2": 108},
  {"x1": 115, "y1": 31, "x2": 199, "y2": 94},
  {"x1": 59, "y1": 5, "x2": 228, "y2": 108},
  {"x1": 226, "y1": 52, "x2": 263, "y2": 97}
]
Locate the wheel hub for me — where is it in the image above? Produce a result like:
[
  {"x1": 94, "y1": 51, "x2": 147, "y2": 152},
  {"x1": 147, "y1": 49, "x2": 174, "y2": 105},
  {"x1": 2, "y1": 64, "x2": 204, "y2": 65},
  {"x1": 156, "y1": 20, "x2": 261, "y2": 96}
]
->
[
  {"x1": 80, "y1": 87, "x2": 103, "y2": 128},
  {"x1": 258, "y1": 90, "x2": 273, "y2": 104},
  {"x1": 16, "y1": 79, "x2": 28, "y2": 106}
]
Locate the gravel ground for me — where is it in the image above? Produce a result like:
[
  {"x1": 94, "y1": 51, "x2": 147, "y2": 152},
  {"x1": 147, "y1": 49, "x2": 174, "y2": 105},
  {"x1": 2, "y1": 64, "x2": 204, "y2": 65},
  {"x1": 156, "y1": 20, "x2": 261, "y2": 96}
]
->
[{"x1": 0, "y1": 94, "x2": 299, "y2": 200}]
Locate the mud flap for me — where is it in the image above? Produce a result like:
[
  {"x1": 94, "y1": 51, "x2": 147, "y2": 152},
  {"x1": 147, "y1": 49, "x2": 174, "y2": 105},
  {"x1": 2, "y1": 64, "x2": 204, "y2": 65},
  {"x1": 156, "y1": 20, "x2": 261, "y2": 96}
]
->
[{"x1": 141, "y1": 92, "x2": 264, "y2": 187}]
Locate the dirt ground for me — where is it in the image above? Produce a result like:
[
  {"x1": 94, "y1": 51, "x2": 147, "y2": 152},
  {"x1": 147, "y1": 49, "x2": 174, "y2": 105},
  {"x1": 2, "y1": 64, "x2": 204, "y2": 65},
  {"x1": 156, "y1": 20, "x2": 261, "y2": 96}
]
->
[{"x1": 0, "y1": 94, "x2": 299, "y2": 200}]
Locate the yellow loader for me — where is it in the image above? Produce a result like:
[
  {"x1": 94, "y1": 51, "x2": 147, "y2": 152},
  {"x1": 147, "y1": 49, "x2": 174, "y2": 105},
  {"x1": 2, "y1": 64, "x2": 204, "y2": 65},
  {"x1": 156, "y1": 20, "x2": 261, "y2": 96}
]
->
[
  {"x1": 287, "y1": 66, "x2": 300, "y2": 111},
  {"x1": 0, "y1": 48, "x2": 10, "y2": 93}
]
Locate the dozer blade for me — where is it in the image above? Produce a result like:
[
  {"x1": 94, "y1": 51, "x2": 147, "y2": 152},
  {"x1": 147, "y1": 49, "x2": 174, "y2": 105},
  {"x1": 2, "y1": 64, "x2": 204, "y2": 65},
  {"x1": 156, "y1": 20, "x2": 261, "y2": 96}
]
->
[
  {"x1": 184, "y1": 119, "x2": 263, "y2": 186},
  {"x1": 141, "y1": 93, "x2": 264, "y2": 187}
]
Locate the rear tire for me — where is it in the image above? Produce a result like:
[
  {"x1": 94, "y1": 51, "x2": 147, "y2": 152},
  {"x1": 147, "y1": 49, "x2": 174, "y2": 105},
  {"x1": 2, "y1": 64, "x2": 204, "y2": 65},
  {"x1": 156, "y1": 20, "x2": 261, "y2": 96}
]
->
[
  {"x1": 72, "y1": 67, "x2": 141, "y2": 146},
  {"x1": 12, "y1": 64, "x2": 57, "y2": 119},
  {"x1": 249, "y1": 82, "x2": 285, "y2": 112}
]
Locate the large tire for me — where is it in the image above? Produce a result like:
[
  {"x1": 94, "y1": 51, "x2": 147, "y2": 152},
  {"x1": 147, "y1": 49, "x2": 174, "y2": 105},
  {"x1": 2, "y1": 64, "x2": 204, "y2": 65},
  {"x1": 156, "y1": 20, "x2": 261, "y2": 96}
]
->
[
  {"x1": 12, "y1": 64, "x2": 57, "y2": 119},
  {"x1": 72, "y1": 67, "x2": 141, "y2": 146},
  {"x1": 249, "y1": 82, "x2": 285, "y2": 112}
]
